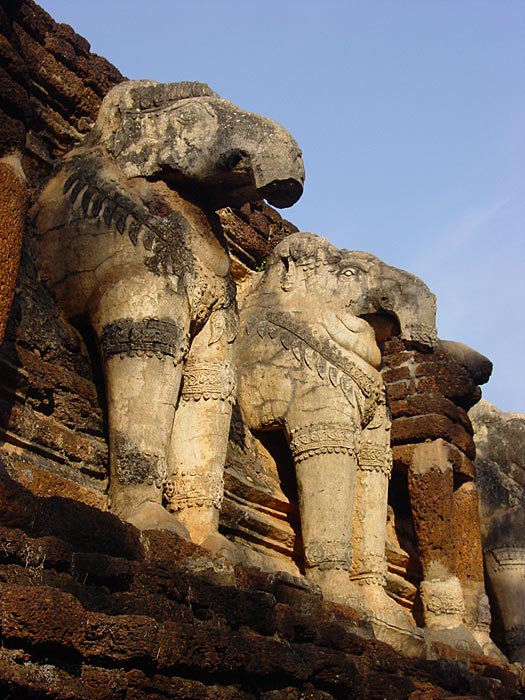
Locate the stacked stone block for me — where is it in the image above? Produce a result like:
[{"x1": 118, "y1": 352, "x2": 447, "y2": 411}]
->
[{"x1": 382, "y1": 337, "x2": 492, "y2": 650}]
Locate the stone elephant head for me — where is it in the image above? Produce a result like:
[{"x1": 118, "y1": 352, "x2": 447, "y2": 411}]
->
[
  {"x1": 88, "y1": 80, "x2": 305, "y2": 209},
  {"x1": 245, "y1": 232, "x2": 438, "y2": 355}
]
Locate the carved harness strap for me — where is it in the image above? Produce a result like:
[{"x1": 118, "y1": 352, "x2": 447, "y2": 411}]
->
[
  {"x1": 246, "y1": 311, "x2": 383, "y2": 428},
  {"x1": 63, "y1": 154, "x2": 238, "y2": 343}
]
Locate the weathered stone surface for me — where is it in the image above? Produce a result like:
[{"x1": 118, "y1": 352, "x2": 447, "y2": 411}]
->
[
  {"x1": 0, "y1": 154, "x2": 27, "y2": 344},
  {"x1": 0, "y1": 1, "x2": 518, "y2": 695},
  {"x1": 391, "y1": 414, "x2": 475, "y2": 458},
  {"x1": 438, "y1": 339, "x2": 493, "y2": 386},
  {"x1": 0, "y1": 446, "x2": 520, "y2": 699},
  {"x1": 218, "y1": 201, "x2": 299, "y2": 270},
  {"x1": 470, "y1": 400, "x2": 525, "y2": 663},
  {"x1": 380, "y1": 336, "x2": 500, "y2": 657}
]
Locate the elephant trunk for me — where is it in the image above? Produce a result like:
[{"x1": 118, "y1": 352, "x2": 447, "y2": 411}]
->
[
  {"x1": 224, "y1": 111, "x2": 305, "y2": 209},
  {"x1": 360, "y1": 263, "x2": 438, "y2": 350}
]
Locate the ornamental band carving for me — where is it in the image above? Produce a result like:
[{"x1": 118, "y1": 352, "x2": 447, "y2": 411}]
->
[
  {"x1": 358, "y1": 444, "x2": 393, "y2": 474},
  {"x1": 101, "y1": 317, "x2": 187, "y2": 361},
  {"x1": 289, "y1": 423, "x2": 356, "y2": 462},
  {"x1": 486, "y1": 547, "x2": 525, "y2": 572},
  {"x1": 303, "y1": 540, "x2": 353, "y2": 570},
  {"x1": 181, "y1": 361, "x2": 236, "y2": 402},
  {"x1": 164, "y1": 472, "x2": 224, "y2": 512},
  {"x1": 113, "y1": 432, "x2": 166, "y2": 489}
]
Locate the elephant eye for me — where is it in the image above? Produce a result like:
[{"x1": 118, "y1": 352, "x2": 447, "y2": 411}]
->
[
  {"x1": 174, "y1": 105, "x2": 200, "y2": 126},
  {"x1": 343, "y1": 268, "x2": 357, "y2": 277}
]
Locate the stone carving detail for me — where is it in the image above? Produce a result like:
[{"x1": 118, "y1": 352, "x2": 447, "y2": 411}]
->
[
  {"x1": 289, "y1": 423, "x2": 356, "y2": 462},
  {"x1": 420, "y1": 577, "x2": 466, "y2": 620},
  {"x1": 351, "y1": 552, "x2": 388, "y2": 586},
  {"x1": 485, "y1": 547, "x2": 525, "y2": 572},
  {"x1": 303, "y1": 540, "x2": 353, "y2": 570},
  {"x1": 34, "y1": 79, "x2": 304, "y2": 544},
  {"x1": 235, "y1": 232, "x2": 437, "y2": 639},
  {"x1": 164, "y1": 472, "x2": 223, "y2": 512},
  {"x1": 181, "y1": 362, "x2": 236, "y2": 403},
  {"x1": 101, "y1": 317, "x2": 187, "y2": 361},
  {"x1": 246, "y1": 312, "x2": 381, "y2": 425},
  {"x1": 113, "y1": 432, "x2": 166, "y2": 489},
  {"x1": 62, "y1": 156, "x2": 192, "y2": 279},
  {"x1": 358, "y1": 444, "x2": 392, "y2": 474},
  {"x1": 471, "y1": 401, "x2": 525, "y2": 662}
]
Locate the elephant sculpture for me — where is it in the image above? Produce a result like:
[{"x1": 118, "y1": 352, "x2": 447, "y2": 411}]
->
[
  {"x1": 33, "y1": 80, "x2": 304, "y2": 552},
  {"x1": 235, "y1": 232, "x2": 437, "y2": 641}
]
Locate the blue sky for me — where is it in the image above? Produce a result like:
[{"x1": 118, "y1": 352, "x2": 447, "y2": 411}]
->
[{"x1": 38, "y1": 0, "x2": 525, "y2": 412}]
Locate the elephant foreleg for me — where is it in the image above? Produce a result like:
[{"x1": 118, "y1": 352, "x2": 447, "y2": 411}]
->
[
  {"x1": 289, "y1": 421, "x2": 366, "y2": 610},
  {"x1": 352, "y1": 400, "x2": 415, "y2": 637},
  {"x1": 99, "y1": 315, "x2": 189, "y2": 534},
  {"x1": 165, "y1": 317, "x2": 236, "y2": 550}
]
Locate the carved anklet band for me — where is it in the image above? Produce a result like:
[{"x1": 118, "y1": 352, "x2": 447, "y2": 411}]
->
[
  {"x1": 101, "y1": 317, "x2": 187, "y2": 362},
  {"x1": 304, "y1": 540, "x2": 352, "y2": 570},
  {"x1": 289, "y1": 423, "x2": 356, "y2": 463},
  {"x1": 419, "y1": 577, "x2": 466, "y2": 617},
  {"x1": 486, "y1": 547, "x2": 525, "y2": 573},
  {"x1": 351, "y1": 552, "x2": 388, "y2": 586},
  {"x1": 358, "y1": 444, "x2": 392, "y2": 475},
  {"x1": 164, "y1": 471, "x2": 224, "y2": 511},
  {"x1": 113, "y1": 432, "x2": 166, "y2": 489}
]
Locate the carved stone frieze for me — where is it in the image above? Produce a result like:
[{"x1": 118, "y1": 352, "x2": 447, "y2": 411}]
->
[
  {"x1": 181, "y1": 361, "x2": 236, "y2": 403},
  {"x1": 101, "y1": 317, "x2": 187, "y2": 362},
  {"x1": 289, "y1": 423, "x2": 356, "y2": 463}
]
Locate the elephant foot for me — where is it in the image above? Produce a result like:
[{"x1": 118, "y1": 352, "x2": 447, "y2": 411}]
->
[
  {"x1": 361, "y1": 584, "x2": 415, "y2": 629},
  {"x1": 306, "y1": 568, "x2": 371, "y2": 616},
  {"x1": 123, "y1": 501, "x2": 190, "y2": 538},
  {"x1": 423, "y1": 623, "x2": 486, "y2": 658},
  {"x1": 471, "y1": 630, "x2": 507, "y2": 662},
  {"x1": 199, "y1": 532, "x2": 244, "y2": 566},
  {"x1": 360, "y1": 584, "x2": 424, "y2": 657}
]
